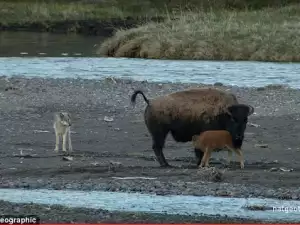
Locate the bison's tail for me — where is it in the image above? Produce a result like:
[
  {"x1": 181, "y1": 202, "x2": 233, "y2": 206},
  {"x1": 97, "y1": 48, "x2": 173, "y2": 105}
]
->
[{"x1": 131, "y1": 90, "x2": 150, "y2": 105}]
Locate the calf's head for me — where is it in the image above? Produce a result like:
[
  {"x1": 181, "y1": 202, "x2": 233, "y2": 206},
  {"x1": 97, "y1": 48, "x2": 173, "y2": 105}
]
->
[{"x1": 225, "y1": 104, "x2": 254, "y2": 141}]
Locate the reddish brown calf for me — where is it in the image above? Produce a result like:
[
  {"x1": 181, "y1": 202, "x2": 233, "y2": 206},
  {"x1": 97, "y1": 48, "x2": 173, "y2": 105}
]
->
[{"x1": 192, "y1": 130, "x2": 244, "y2": 169}]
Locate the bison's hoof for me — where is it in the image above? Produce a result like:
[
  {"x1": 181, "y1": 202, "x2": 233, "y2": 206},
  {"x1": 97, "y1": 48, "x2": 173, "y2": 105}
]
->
[{"x1": 160, "y1": 164, "x2": 172, "y2": 168}]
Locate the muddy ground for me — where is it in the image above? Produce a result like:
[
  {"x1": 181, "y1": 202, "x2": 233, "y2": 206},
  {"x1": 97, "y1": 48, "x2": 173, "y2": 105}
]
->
[{"x1": 0, "y1": 76, "x2": 300, "y2": 222}]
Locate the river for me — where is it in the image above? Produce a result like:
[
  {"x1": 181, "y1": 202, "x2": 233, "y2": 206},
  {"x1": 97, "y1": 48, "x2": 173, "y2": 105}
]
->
[
  {"x1": 0, "y1": 188, "x2": 300, "y2": 222},
  {"x1": 0, "y1": 31, "x2": 300, "y2": 88}
]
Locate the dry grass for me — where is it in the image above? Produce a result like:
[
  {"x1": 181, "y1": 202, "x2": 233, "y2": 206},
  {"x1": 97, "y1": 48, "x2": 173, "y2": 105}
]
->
[{"x1": 97, "y1": 5, "x2": 300, "y2": 62}]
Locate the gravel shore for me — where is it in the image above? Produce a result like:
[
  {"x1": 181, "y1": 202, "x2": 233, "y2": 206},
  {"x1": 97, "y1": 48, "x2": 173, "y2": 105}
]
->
[{"x1": 0, "y1": 76, "x2": 300, "y2": 222}]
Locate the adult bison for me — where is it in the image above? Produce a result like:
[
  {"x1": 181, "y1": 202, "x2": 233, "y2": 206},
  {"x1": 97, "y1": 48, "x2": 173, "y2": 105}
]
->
[{"x1": 131, "y1": 87, "x2": 254, "y2": 167}]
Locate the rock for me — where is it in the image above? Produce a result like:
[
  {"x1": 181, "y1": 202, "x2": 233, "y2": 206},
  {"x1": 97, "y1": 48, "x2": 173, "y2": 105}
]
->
[
  {"x1": 104, "y1": 116, "x2": 114, "y2": 122},
  {"x1": 214, "y1": 82, "x2": 224, "y2": 86},
  {"x1": 268, "y1": 167, "x2": 293, "y2": 172},
  {"x1": 269, "y1": 167, "x2": 278, "y2": 172},
  {"x1": 279, "y1": 167, "x2": 293, "y2": 172},
  {"x1": 5, "y1": 86, "x2": 18, "y2": 91},
  {"x1": 248, "y1": 123, "x2": 260, "y2": 127},
  {"x1": 255, "y1": 144, "x2": 268, "y2": 148},
  {"x1": 62, "y1": 156, "x2": 73, "y2": 161},
  {"x1": 256, "y1": 87, "x2": 265, "y2": 91}
]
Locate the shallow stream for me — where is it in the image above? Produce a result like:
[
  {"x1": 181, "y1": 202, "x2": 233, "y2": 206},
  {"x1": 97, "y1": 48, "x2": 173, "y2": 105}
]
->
[{"x1": 0, "y1": 188, "x2": 300, "y2": 222}]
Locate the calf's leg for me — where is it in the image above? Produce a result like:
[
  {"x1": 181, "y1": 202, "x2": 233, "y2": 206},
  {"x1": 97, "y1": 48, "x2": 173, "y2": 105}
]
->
[
  {"x1": 199, "y1": 148, "x2": 209, "y2": 168},
  {"x1": 194, "y1": 148, "x2": 204, "y2": 166},
  {"x1": 235, "y1": 148, "x2": 244, "y2": 169},
  {"x1": 228, "y1": 147, "x2": 244, "y2": 169},
  {"x1": 227, "y1": 150, "x2": 232, "y2": 165},
  {"x1": 204, "y1": 148, "x2": 212, "y2": 167}
]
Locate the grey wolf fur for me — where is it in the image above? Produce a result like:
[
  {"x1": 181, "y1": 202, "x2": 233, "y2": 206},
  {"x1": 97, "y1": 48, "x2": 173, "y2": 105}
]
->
[
  {"x1": 53, "y1": 112, "x2": 73, "y2": 153},
  {"x1": 130, "y1": 88, "x2": 254, "y2": 167},
  {"x1": 192, "y1": 130, "x2": 244, "y2": 169}
]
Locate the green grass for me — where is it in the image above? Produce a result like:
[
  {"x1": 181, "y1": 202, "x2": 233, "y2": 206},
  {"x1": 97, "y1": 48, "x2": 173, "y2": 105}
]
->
[
  {"x1": 97, "y1": 5, "x2": 300, "y2": 62},
  {"x1": 0, "y1": 0, "x2": 299, "y2": 25},
  {"x1": 0, "y1": 1, "x2": 151, "y2": 24}
]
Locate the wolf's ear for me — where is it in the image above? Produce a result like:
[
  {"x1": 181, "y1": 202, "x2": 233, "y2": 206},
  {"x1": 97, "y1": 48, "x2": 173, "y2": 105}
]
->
[{"x1": 59, "y1": 112, "x2": 64, "y2": 119}]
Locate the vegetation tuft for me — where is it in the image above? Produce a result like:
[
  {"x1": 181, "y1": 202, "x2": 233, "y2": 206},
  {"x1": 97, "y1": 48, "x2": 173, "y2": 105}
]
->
[{"x1": 97, "y1": 5, "x2": 300, "y2": 62}]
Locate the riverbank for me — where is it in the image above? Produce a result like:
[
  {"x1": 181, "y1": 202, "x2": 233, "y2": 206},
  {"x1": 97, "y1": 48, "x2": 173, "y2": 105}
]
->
[
  {"x1": 0, "y1": 200, "x2": 264, "y2": 223},
  {"x1": 0, "y1": 1, "x2": 164, "y2": 36},
  {"x1": 0, "y1": 1, "x2": 299, "y2": 36},
  {"x1": 98, "y1": 5, "x2": 300, "y2": 62},
  {"x1": 0, "y1": 76, "x2": 300, "y2": 201}
]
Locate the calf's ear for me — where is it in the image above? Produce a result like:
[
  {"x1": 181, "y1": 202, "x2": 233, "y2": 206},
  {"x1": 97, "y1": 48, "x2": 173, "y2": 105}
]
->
[{"x1": 227, "y1": 104, "x2": 254, "y2": 117}]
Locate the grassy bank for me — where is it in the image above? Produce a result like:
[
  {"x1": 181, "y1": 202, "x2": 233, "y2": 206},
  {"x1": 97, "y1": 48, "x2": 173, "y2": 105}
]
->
[
  {"x1": 0, "y1": 0, "x2": 299, "y2": 35},
  {"x1": 0, "y1": 1, "x2": 164, "y2": 35},
  {"x1": 97, "y1": 5, "x2": 300, "y2": 62}
]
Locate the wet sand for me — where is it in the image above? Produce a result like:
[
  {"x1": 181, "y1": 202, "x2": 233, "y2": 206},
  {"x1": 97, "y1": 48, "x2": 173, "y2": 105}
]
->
[{"x1": 0, "y1": 76, "x2": 300, "y2": 222}]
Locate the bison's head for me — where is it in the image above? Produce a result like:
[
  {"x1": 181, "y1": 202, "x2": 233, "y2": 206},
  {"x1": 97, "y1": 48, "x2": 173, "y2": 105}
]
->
[{"x1": 226, "y1": 104, "x2": 254, "y2": 141}]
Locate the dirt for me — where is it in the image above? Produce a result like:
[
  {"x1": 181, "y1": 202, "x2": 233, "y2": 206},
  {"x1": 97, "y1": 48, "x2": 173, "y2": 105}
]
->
[{"x1": 0, "y1": 76, "x2": 300, "y2": 222}]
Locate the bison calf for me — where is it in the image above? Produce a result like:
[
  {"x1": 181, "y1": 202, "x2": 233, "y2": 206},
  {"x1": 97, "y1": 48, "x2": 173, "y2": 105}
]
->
[{"x1": 192, "y1": 130, "x2": 244, "y2": 169}]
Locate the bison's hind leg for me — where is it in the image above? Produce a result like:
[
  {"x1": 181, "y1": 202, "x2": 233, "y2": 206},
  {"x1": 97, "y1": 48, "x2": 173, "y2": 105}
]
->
[
  {"x1": 146, "y1": 120, "x2": 170, "y2": 167},
  {"x1": 151, "y1": 128, "x2": 170, "y2": 167}
]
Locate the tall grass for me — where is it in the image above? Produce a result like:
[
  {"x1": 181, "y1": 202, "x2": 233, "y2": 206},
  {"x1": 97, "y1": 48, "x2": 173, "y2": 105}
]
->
[
  {"x1": 0, "y1": 0, "x2": 299, "y2": 25},
  {"x1": 0, "y1": 1, "x2": 160, "y2": 25},
  {"x1": 97, "y1": 5, "x2": 300, "y2": 62}
]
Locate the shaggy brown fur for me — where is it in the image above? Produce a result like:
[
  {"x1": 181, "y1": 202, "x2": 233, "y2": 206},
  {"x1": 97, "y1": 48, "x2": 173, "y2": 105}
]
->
[
  {"x1": 192, "y1": 130, "x2": 244, "y2": 169},
  {"x1": 140, "y1": 88, "x2": 239, "y2": 123}
]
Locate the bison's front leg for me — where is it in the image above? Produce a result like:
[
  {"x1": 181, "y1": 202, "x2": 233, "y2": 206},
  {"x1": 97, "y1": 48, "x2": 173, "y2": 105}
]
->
[{"x1": 153, "y1": 146, "x2": 170, "y2": 167}]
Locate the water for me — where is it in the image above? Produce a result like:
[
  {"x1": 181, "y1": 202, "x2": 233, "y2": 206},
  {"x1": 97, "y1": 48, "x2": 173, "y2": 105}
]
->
[
  {"x1": 0, "y1": 188, "x2": 299, "y2": 222},
  {"x1": 0, "y1": 31, "x2": 300, "y2": 88},
  {"x1": 0, "y1": 31, "x2": 102, "y2": 57}
]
